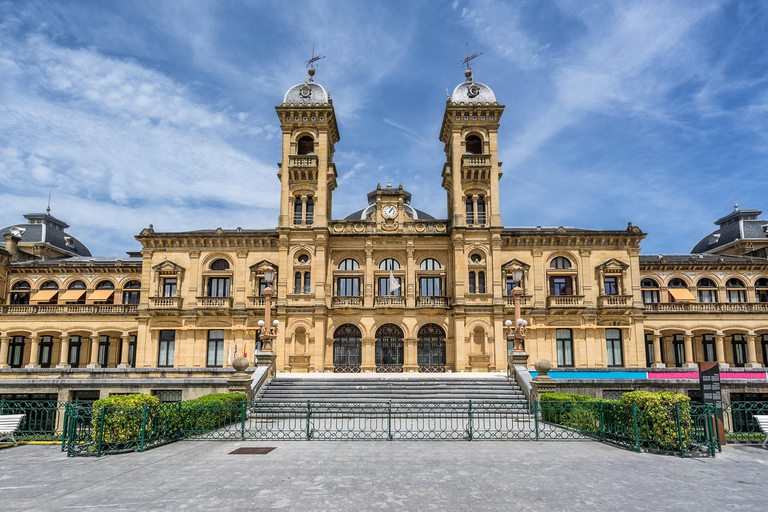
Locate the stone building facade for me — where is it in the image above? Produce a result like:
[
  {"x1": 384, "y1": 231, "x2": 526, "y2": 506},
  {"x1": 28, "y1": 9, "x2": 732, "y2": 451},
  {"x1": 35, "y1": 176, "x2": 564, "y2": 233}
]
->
[{"x1": 1, "y1": 69, "x2": 767, "y2": 401}]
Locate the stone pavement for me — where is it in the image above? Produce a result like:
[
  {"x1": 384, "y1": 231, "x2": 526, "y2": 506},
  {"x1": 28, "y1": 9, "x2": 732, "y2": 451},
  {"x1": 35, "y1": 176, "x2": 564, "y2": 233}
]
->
[{"x1": 0, "y1": 440, "x2": 766, "y2": 511}]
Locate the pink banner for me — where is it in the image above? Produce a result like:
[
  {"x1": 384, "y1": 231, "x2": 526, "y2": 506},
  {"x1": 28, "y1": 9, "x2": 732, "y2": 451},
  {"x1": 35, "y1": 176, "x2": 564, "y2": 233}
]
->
[
  {"x1": 647, "y1": 372, "x2": 699, "y2": 379},
  {"x1": 720, "y1": 372, "x2": 768, "y2": 380}
]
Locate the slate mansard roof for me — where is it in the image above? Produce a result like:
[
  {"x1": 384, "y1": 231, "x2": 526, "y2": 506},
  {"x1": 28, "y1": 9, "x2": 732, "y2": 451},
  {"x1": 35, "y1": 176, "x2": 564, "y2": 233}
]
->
[
  {"x1": 691, "y1": 207, "x2": 768, "y2": 254},
  {"x1": 0, "y1": 212, "x2": 91, "y2": 257}
]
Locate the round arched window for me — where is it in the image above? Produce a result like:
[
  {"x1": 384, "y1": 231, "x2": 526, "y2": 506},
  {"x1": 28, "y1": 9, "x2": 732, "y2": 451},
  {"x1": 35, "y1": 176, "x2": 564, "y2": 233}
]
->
[
  {"x1": 95, "y1": 280, "x2": 115, "y2": 290},
  {"x1": 378, "y1": 258, "x2": 400, "y2": 270},
  {"x1": 338, "y1": 259, "x2": 360, "y2": 271},
  {"x1": 420, "y1": 258, "x2": 441, "y2": 270},
  {"x1": 550, "y1": 257, "x2": 572, "y2": 269},
  {"x1": 68, "y1": 280, "x2": 86, "y2": 290},
  {"x1": 211, "y1": 259, "x2": 230, "y2": 271},
  {"x1": 465, "y1": 135, "x2": 482, "y2": 155},
  {"x1": 297, "y1": 136, "x2": 314, "y2": 155}
]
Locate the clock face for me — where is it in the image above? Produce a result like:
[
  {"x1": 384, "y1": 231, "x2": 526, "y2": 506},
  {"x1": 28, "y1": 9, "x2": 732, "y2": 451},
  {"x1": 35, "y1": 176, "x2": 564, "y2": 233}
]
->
[{"x1": 382, "y1": 205, "x2": 397, "y2": 219}]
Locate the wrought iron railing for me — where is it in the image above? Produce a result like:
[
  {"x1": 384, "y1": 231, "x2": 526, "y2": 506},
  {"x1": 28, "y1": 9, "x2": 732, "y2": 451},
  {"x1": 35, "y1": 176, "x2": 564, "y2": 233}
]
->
[
  {"x1": 0, "y1": 400, "x2": 69, "y2": 441},
  {"x1": 722, "y1": 401, "x2": 768, "y2": 443}
]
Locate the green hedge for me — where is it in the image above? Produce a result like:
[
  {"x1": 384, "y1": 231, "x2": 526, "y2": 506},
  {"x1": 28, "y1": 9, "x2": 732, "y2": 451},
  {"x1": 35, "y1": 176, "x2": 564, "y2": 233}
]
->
[
  {"x1": 539, "y1": 391, "x2": 693, "y2": 451},
  {"x1": 91, "y1": 393, "x2": 247, "y2": 450}
]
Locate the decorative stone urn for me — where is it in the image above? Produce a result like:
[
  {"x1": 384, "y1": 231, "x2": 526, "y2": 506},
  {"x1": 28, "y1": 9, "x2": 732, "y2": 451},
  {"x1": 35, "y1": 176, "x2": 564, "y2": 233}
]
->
[
  {"x1": 228, "y1": 356, "x2": 251, "y2": 395},
  {"x1": 534, "y1": 358, "x2": 552, "y2": 379},
  {"x1": 232, "y1": 356, "x2": 249, "y2": 373}
]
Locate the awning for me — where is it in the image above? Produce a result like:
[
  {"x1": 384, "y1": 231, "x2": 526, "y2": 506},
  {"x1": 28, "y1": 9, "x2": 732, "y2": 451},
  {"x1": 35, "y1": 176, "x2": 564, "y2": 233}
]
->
[
  {"x1": 669, "y1": 288, "x2": 696, "y2": 302},
  {"x1": 60, "y1": 289, "x2": 86, "y2": 301},
  {"x1": 30, "y1": 289, "x2": 58, "y2": 302},
  {"x1": 88, "y1": 290, "x2": 115, "y2": 302}
]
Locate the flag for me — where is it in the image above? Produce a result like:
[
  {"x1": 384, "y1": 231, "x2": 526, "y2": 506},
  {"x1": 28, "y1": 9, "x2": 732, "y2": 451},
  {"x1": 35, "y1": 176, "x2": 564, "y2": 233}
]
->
[
  {"x1": 243, "y1": 344, "x2": 247, "y2": 359},
  {"x1": 234, "y1": 343, "x2": 238, "y2": 358},
  {"x1": 389, "y1": 268, "x2": 400, "y2": 296},
  {"x1": 227, "y1": 343, "x2": 233, "y2": 365}
]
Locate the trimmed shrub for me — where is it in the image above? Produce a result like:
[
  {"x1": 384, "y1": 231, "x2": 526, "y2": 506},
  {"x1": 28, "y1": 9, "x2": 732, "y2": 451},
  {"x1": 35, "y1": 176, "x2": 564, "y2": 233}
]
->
[
  {"x1": 91, "y1": 394, "x2": 159, "y2": 448},
  {"x1": 621, "y1": 391, "x2": 692, "y2": 451},
  {"x1": 539, "y1": 392, "x2": 602, "y2": 431}
]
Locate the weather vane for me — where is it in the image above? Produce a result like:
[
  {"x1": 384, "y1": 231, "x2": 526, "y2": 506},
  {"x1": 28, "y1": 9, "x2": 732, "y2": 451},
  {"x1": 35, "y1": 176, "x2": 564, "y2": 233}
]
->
[
  {"x1": 305, "y1": 43, "x2": 326, "y2": 69},
  {"x1": 458, "y1": 43, "x2": 482, "y2": 70}
]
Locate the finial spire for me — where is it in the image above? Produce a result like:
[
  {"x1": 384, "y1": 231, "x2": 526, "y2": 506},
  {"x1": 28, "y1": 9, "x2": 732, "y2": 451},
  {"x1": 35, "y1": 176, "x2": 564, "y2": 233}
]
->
[
  {"x1": 305, "y1": 43, "x2": 326, "y2": 82},
  {"x1": 734, "y1": 202, "x2": 739, "y2": 211},
  {"x1": 46, "y1": 191, "x2": 51, "y2": 215},
  {"x1": 459, "y1": 43, "x2": 482, "y2": 81}
]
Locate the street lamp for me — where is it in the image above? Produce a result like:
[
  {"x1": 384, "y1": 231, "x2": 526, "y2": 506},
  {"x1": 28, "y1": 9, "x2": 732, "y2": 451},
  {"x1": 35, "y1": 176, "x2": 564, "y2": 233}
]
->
[
  {"x1": 505, "y1": 264, "x2": 529, "y2": 366},
  {"x1": 254, "y1": 265, "x2": 279, "y2": 376}
]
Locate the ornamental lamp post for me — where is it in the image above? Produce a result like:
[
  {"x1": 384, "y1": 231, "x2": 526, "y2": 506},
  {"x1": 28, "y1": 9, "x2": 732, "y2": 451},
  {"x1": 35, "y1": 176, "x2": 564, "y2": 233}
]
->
[
  {"x1": 255, "y1": 265, "x2": 279, "y2": 377},
  {"x1": 505, "y1": 263, "x2": 529, "y2": 367}
]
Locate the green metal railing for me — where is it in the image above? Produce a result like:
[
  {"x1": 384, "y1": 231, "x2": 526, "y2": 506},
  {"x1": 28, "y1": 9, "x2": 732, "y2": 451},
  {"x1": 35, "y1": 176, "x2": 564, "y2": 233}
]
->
[
  {"x1": 722, "y1": 401, "x2": 768, "y2": 443},
  {"x1": 59, "y1": 400, "x2": 722, "y2": 457},
  {"x1": 0, "y1": 400, "x2": 69, "y2": 441}
]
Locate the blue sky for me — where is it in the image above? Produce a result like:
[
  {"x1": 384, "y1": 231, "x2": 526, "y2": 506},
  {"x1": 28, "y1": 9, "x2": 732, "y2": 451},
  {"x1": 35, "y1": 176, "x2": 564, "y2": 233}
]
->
[{"x1": 1, "y1": 0, "x2": 767, "y2": 257}]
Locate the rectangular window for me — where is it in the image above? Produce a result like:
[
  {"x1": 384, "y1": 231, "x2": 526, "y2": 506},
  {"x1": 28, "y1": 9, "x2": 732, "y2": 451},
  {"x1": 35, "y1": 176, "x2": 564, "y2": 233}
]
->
[
  {"x1": 476, "y1": 198, "x2": 486, "y2": 225},
  {"x1": 38, "y1": 335, "x2": 53, "y2": 368},
  {"x1": 128, "y1": 335, "x2": 137, "y2": 368},
  {"x1": 698, "y1": 289, "x2": 717, "y2": 303},
  {"x1": 645, "y1": 334, "x2": 655, "y2": 367},
  {"x1": 155, "y1": 390, "x2": 183, "y2": 403},
  {"x1": 604, "y1": 276, "x2": 618, "y2": 295},
  {"x1": 8, "y1": 336, "x2": 24, "y2": 368},
  {"x1": 123, "y1": 290, "x2": 140, "y2": 304},
  {"x1": 419, "y1": 277, "x2": 442, "y2": 297},
  {"x1": 642, "y1": 290, "x2": 659, "y2": 304},
  {"x1": 294, "y1": 272, "x2": 302, "y2": 294},
  {"x1": 337, "y1": 277, "x2": 360, "y2": 297},
  {"x1": 303, "y1": 272, "x2": 311, "y2": 294},
  {"x1": 477, "y1": 271, "x2": 486, "y2": 293},
  {"x1": 98, "y1": 336, "x2": 110, "y2": 367},
  {"x1": 162, "y1": 278, "x2": 177, "y2": 297},
  {"x1": 466, "y1": 198, "x2": 474, "y2": 225},
  {"x1": 207, "y1": 330, "x2": 225, "y2": 367},
  {"x1": 550, "y1": 276, "x2": 573, "y2": 296},
  {"x1": 732, "y1": 335, "x2": 746, "y2": 367},
  {"x1": 727, "y1": 290, "x2": 746, "y2": 303},
  {"x1": 702, "y1": 334, "x2": 716, "y2": 362},
  {"x1": 606, "y1": 329, "x2": 623, "y2": 367},
  {"x1": 158, "y1": 330, "x2": 175, "y2": 367},
  {"x1": 294, "y1": 200, "x2": 302, "y2": 225},
  {"x1": 468, "y1": 271, "x2": 476, "y2": 294},
  {"x1": 673, "y1": 334, "x2": 685, "y2": 368},
  {"x1": 208, "y1": 277, "x2": 230, "y2": 297},
  {"x1": 68, "y1": 335, "x2": 82, "y2": 367},
  {"x1": 505, "y1": 276, "x2": 518, "y2": 296},
  {"x1": 305, "y1": 199, "x2": 314, "y2": 226},
  {"x1": 377, "y1": 276, "x2": 402, "y2": 296},
  {"x1": 556, "y1": 329, "x2": 574, "y2": 367},
  {"x1": 757, "y1": 289, "x2": 768, "y2": 303}
]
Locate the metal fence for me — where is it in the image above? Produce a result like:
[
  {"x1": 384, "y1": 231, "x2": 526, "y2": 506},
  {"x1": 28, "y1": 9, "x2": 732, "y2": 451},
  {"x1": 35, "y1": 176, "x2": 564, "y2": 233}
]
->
[
  {"x1": 722, "y1": 401, "x2": 768, "y2": 443},
  {"x1": 57, "y1": 400, "x2": 723, "y2": 457},
  {"x1": 0, "y1": 400, "x2": 69, "y2": 441}
]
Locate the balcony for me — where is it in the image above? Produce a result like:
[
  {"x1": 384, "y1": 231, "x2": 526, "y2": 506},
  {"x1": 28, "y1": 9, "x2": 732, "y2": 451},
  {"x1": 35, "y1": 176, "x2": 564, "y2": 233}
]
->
[
  {"x1": 597, "y1": 295, "x2": 634, "y2": 308},
  {"x1": 196, "y1": 297, "x2": 233, "y2": 308},
  {"x1": 644, "y1": 302, "x2": 768, "y2": 313},
  {"x1": 462, "y1": 154, "x2": 491, "y2": 167},
  {"x1": 1, "y1": 304, "x2": 138, "y2": 315},
  {"x1": 375, "y1": 296, "x2": 404, "y2": 307},
  {"x1": 416, "y1": 296, "x2": 449, "y2": 308},
  {"x1": 332, "y1": 296, "x2": 362, "y2": 308},
  {"x1": 150, "y1": 297, "x2": 183, "y2": 309},
  {"x1": 289, "y1": 155, "x2": 318, "y2": 168},
  {"x1": 251, "y1": 297, "x2": 278, "y2": 308},
  {"x1": 547, "y1": 295, "x2": 585, "y2": 308},
  {"x1": 504, "y1": 295, "x2": 531, "y2": 307}
]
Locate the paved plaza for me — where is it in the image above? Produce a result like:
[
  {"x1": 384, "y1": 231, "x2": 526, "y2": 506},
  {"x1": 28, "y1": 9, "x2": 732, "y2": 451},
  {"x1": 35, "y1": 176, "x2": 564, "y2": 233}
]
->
[{"x1": 0, "y1": 440, "x2": 766, "y2": 511}]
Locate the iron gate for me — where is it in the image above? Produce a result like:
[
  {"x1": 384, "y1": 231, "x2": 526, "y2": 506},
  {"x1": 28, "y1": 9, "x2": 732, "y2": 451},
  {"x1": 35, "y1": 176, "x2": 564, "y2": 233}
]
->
[
  {"x1": 375, "y1": 324, "x2": 403, "y2": 372},
  {"x1": 333, "y1": 324, "x2": 362, "y2": 373},
  {"x1": 417, "y1": 324, "x2": 446, "y2": 372}
]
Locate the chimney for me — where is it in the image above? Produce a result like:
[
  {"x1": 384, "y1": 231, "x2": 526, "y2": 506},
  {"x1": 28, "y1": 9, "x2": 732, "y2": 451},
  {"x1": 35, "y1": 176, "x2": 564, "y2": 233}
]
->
[{"x1": 3, "y1": 233, "x2": 21, "y2": 261}]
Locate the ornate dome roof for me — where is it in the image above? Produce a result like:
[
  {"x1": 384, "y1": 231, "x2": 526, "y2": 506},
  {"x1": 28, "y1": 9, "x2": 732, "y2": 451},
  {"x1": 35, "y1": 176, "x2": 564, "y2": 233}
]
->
[
  {"x1": 283, "y1": 68, "x2": 330, "y2": 105},
  {"x1": 451, "y1": 70, "x2": 496, "y2": 104}
]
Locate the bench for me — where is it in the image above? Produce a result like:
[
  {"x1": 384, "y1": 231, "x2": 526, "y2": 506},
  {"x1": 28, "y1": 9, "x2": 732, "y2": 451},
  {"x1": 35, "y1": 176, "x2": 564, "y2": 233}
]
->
[
  {"x1": 755, "y1": 415, "x2": 768, "y2": 449},
  {"x1": 0, "y1": 414, "x2": 25, "y2": 447}
]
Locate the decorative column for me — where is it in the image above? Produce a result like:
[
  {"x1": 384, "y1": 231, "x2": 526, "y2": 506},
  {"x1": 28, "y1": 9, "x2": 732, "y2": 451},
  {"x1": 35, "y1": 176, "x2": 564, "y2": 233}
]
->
[
  {"x1": 715, "y1": 334, "x2": 728, "y2": 368},
  {"x1": 26, "y1": 334, "x2": 40, "y2": 369},
  {"x1": 683, "y1": 333, "x2": 696, "y2": 368},
  {"x1": 361, "y1": 337, "x2": 376, "y2": 372},
  {"x1": 652, "y1": 334, "x2": 664, "y2": 368},
  {"x1": 57, "y1": 335, "x2": 71, "y2": 369},
  {"x1": 746, "y1": 334, "x2": 760, "y2": 368},
  {"x1": 0, "y1": 335, "x2": 9, "y2": 368},
  {"x1": 403, "y1": 337, "x2": 418, "y2": 372},
  {"x1": 87, "y1": 334, "x2": 100, "y2": 368},
  {"x1": 118, "y1": 334, "x2": 131, "y2": 368}
]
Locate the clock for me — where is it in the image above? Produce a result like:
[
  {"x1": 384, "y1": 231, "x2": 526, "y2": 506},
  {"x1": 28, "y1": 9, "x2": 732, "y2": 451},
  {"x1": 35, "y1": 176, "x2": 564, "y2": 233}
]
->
[{"x1": 382, "y1": 205, "x2": 397, "y2": 219}]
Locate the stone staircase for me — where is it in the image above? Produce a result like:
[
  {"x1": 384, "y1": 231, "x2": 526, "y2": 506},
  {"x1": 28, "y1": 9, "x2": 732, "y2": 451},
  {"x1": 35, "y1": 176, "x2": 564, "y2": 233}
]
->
[{"x1": 256, "y1": 374, "x2": 528, "y2": 404}]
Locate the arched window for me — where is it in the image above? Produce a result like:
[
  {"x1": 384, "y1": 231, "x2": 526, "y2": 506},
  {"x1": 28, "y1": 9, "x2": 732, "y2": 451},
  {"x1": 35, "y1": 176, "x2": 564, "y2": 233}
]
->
[
  {"x1": 93, "y1": 280, "x2": 115, "y2": 304},
  {"x1": 465, "y1": 135, "x2": 482, "y2": 155},
  {"x1": 298, "y1": 254, "x2": 309, "y2": 264},
  {"x1": 123, "y1": 280, "x2": 141, "y2": 305},
  {"x1": 697, "y1": 278, "x2": 718, "y2": 303},
  {"x1": 640, "y1": 279, "x2": 659, "y2": 304},
  {"x1": 756, "y1": 278, "x2": 768, "y2": 303},
  {"x1": 378, "y1": 258, "x2": 400, "y2": 270},
  {"x1": 417, "y1": 324, "x2": 446, "y2": 372},
  {"x1": 95, "y1": 281, "x2": 115, "y2": 290},
  {"x1": 297, "y1": 136, "x2": 314, "y2": 155},
  {"x1": 61, "y1": 280, "x2": 88, "y2": 304},
  {"x1": 338, "y1": 259, "x2": 360, "y2": 271},
  {"x1": 668, "y1": 278, "x2": 687, "y2": 288},
  {"x1": 33, "y1": 280, "x2": 59, "y2": 305},
  {"x1": 41, "y1": 281, "x2": 59, "y2": 290},
  {"x1": 726, "y1": 278, "x2": 746, "y2": 303},
  {"x1": 210, "y1": 259, "x2": 230, "y2": 271},
  {"x1": 550, "y1": 257, "x2": 572, "y2": 269},
  {"x1": 10, "y1": 281, "x2": 30, "y2": 305},
  {"x1": 375, "y1": 324, "x2": 404, "y2": 372},
  {"x1": 420, "y1": 258, "x2": 441, "y2": 270},
  {"x1": 333, "y1": 324, "x2": 362, "y2": 373}
]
